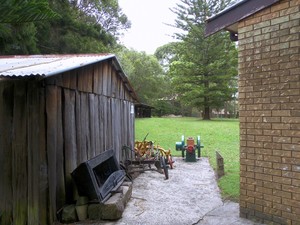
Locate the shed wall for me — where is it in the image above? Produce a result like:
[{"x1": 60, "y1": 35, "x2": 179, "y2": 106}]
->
[
  {"x1": 0, "y1": 59, "x2": 135, "y2": 224},
  {"x1": 238, "y1": 0, "x2": 300, "y2": 224}
]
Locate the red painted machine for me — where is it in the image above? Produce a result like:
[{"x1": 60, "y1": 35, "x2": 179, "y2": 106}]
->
[{"x1": 175, "y1": 135, "x2": 204, "y2": 162}]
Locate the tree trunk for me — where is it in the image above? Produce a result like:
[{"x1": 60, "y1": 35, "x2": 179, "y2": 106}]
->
[
  {"x1": 203, "y1": 80, "x2": 210, "y2": 120},
  {"x1": 203, "y1": 105, "x2": 210, "y2": 120}
]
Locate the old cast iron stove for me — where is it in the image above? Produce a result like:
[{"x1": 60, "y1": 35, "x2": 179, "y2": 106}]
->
[{"x1": 71, "y1": 149, "x2": 125, "y2": 203}]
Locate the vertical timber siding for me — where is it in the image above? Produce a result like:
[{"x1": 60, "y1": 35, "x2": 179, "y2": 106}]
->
[
  {"x1": 0, "y1": 58, "x2": 136, "y2": 224},
  {"x1": 238, "y1": 0, "x2": 300, "y2": 224}
]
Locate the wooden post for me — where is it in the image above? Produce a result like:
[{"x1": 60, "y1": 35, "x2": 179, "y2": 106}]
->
[{"x1": 216, "y1": 151, "x2": 225, "y2": 178}]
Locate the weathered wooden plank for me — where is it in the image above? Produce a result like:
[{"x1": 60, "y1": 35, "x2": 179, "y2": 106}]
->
[
  {"x1": 117, "y1": 76, "x2": 123, "y2": 99},
  {"x1": 102, "y1": 96, "x2": 110, "y2": 151},
  {"x1": 89, "y1": 93, "x2": 96, "y2": 158},
  {"x1": 12, "y1": 81, "x2": 28, "y2": 225},
  {"x1": 69, "y1": 70, "x2": 77, "y2": 90},
  {"x1": 75, "y1": 91, "x2": 83, "y2": 165},
  {"x1": 27, "y1": 80, "x2": 40, "y2": 225},
  {"x1": 78, "y1": 66, "x2": 93, "y2": 93},
  {"x1": 127, "y1": 101, "x2": 135, "y2": 149},
  {"x1": 106, "y1": 97, "x2": 112, "y2": 150},
  {"x1": 98, "y1": 96, "x2": 105, "y2": 153},
  {"x1": 111, "y1": 67, "x2": 118, "y2": 98},
  {"x1": 77, "y1": 67, "x2": 86, "y2": 92},
  {"x1": 38, "y1": 84, "x2": 48, "y2": 225},
  {"x1": 107, "y1": 60, "x2": 112, "y2": 97},
  {"x1": 119, "y1": 77, "x2": 125, "y2": 99},
  {"x1": 102, "y1": 62, "x2": 109, "y2": 96},
  {"x1": 46, "y1": 85, "x2": 58, "y2": 222},
  {"x1": 111, "y1": 98, "x2": 116, "y2": 154},
  {"x1": 62, "y1": 71, "x2": 71, "y2": 89},
  {"x1": 93, "y1": 95, "x2": 101, "y2": 155},
  {"x1": 63, "y1": 89, "x2": 77, "y2": 203},
  {"x1": 86, "y1": 65, "x2": 94, "y2": 93},
  {"x1": 80, "y1": 93, "x2": 90, "y2": 161},
  {"x1": 62, "y1": 70, "x2": 77, "y2": 90},
  {"x1": 56, "y1": 87, "x2": 66, "y2": 210},
  {"x1": 0, "y1": 82, "x2": 14, "y2": 225},
  {"x1": 120, "y1": 100, "x2": 125, "y2": 162},
  {"x1": 93, "y1": 64, "x2": 102, "y2": 95},
  {"x1": 113, "y1": 99, "x2": 121, "y2": 160}
]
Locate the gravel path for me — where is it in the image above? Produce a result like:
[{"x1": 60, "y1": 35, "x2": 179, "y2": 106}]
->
[{"x1": 113, "y1": 157, "x2": 265, "y2": 225}]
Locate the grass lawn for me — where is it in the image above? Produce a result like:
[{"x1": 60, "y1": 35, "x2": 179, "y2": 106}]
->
[{"x1": 135, "y1": 117, "x2": 240, "y2": 201}]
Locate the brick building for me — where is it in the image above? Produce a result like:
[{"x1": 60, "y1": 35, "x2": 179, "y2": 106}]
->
[{"x1": 206, "y1": 0, "x2": 300, "y2": 224}]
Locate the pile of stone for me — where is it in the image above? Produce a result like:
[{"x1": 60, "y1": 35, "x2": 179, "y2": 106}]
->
[{"x1": 58, "y1": 181, "x2": 132, "y2": 224}]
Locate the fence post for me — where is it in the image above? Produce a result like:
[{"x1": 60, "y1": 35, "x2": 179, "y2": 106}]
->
[{"x1": 216, "y1": 151, "x2": 225, "y2": 178}]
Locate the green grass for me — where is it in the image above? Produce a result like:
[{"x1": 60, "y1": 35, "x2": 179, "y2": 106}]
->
[{"x1": 135, "y1": 117, "x2": 240, "y2": 201}]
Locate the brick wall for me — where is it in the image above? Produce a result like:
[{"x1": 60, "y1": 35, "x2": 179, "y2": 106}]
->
[{"x1": 238, "y1": 0, "x2": 300, "y2": 224}]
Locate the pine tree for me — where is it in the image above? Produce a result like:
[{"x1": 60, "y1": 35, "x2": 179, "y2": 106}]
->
[{"x1": 170, "y1": 0, "x2": 238, "y2": 120}]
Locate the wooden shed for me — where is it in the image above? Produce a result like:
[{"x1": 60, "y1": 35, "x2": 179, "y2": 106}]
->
[
  {"x1": 0, "y1": 54, "x2": 138, "y2": 224},
  {"x1": 206, "y1": 0, "x2": 300, "y2": 224}
]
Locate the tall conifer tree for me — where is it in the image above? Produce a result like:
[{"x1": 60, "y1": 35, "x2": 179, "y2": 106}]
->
[{"x1": 170, "y1": 0, "x2": 238, "y2": 119}]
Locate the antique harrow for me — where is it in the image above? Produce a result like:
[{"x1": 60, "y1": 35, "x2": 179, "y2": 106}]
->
[{"x1": 122, "y1": 135, "x2": 173, "y2": 180}]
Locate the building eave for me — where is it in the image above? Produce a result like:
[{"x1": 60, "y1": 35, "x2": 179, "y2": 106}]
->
[
  {"x1": 0, "y1": 54, "x2": 140, "y2": 103},
  {"x1": 205, "y1": 0, "x2": 281, "y2": 38}
]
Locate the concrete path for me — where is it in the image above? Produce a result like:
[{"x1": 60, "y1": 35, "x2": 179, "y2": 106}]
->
[
  {"x1": 113, "y1": 157, "x2": 265, "y2": 225},
  {"x1": 79, "y1": 157, "x2": 264, "y2": 225}
]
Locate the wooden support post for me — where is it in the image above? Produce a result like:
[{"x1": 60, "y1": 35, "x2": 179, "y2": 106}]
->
[{"x1": 216, "y1": 151, "x2": 225, "y2": 178}]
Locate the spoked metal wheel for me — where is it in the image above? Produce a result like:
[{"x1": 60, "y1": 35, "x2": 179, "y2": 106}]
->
[{"x1": 160, "y1": 156, "x2": 169, "y2": 180}]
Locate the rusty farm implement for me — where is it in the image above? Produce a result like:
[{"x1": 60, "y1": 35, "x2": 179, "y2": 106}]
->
[{"x1": 122, "y1": 134, "x2": 173, "y2": 180}]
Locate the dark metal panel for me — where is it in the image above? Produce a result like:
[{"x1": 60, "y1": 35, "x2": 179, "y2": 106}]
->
[{"x1": 205, "y1": 0, "x2": 280, "y2": 37}]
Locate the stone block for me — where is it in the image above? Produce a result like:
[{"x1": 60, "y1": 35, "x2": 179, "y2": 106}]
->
[{"x1": 88, "y1": 182, "x2": 132, "y2": 221}]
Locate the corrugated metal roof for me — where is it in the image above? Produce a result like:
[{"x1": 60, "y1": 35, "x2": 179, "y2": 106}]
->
[{"x1": 0, "y1": 54, "x2": 115, "y2": 77}]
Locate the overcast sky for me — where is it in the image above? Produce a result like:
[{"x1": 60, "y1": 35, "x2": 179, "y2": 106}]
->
[{"x1": 118, "y1": 0, "x2": 181, "y2": 54}]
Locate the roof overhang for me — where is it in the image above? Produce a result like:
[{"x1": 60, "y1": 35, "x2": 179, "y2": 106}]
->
[
  {"x1": 0, "y1": 54, "x2": 140, "y2": 102},
  {"x1": 0, "y1": 54, "x2": 115, "y2": 77},
  {"x1": 205, "y1": 0, "x2": 281, "y2": 39}
]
